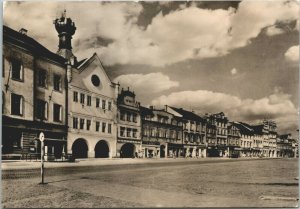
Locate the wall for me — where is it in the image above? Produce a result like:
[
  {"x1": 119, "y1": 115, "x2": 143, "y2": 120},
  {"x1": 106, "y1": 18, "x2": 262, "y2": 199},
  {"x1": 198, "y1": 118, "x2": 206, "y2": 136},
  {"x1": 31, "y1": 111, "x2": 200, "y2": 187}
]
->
[{"x1": 3, "y1": 44, "x2": 34, "y2": 121}]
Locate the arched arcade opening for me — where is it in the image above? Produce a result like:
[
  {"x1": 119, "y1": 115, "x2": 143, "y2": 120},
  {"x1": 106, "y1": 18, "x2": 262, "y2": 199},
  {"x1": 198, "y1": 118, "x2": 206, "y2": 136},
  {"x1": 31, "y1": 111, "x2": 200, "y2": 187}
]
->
[
  {"x1": 95, "y1": 140, "x2": 109, "y2": 158},
  {"x1": 72, "y1": 138, "x2": 88, "y2": 159},
  {"x1": 120, "y1": 143, "x2": 135, "y2": 158}
]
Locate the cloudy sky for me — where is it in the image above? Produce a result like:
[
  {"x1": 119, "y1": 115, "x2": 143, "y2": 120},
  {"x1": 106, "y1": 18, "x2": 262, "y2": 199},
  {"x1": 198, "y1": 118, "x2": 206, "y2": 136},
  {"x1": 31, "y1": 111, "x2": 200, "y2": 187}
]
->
[{"x1": 4, "y1": 1, "x2": 299, "y2": 135}]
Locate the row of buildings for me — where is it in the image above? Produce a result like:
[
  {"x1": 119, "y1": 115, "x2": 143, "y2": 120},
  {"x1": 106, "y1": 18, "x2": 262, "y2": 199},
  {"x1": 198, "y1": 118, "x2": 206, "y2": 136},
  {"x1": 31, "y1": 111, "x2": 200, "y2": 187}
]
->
[{"x1": 2, "y1": 12, "x2": 298, "y2": 160}]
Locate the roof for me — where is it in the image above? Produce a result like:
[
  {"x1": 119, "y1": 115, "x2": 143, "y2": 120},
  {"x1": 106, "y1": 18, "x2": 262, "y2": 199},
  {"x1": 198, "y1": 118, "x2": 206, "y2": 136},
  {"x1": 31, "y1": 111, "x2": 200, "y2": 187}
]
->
[
  {"x1": 279, "y1": 134, "x2": 291, "y2": 140},
  {"x1": 140, "y1": 106, "x2": 154, "y2": 117},
  {"x1": 168, "y1": 106, "x2": 205, "y2": 122},
  {"x1": 3, "y1": 25, "x2": 66, "y2": 65},
  {"x1": 233, "y1": 122, "x2": 254, "y2": 135},
  {"x1": 252, "y1": 124, "x2": 264, "y2": 134}
]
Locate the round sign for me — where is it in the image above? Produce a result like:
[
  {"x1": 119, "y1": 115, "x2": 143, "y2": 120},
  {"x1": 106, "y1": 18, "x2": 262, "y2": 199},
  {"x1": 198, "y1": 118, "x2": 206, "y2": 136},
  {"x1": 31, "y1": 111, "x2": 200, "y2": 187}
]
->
[{"x1": 39, "y1": 132, "x2": 45, "y2": 142}]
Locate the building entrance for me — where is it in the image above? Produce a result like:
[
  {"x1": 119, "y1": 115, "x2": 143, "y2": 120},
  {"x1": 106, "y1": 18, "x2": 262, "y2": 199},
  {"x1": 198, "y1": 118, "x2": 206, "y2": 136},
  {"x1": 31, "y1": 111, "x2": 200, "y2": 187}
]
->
[
  {"x1": 120, "y1": 143, "x2": 135, "y2": 158},
  {"x1": 72, "y1": 138, "x2": 88, "y2": 158},
  {"x1": 95, "y1": 140, "x2": 109, "y2": 158}
]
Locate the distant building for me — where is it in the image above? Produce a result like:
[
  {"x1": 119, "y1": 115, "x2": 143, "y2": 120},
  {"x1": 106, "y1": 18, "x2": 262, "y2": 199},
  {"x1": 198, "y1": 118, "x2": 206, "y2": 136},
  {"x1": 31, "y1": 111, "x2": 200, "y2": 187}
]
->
[
  {"x1": 234, "y1": 122, "x2": 255, "y2": 157},
  {"x1": 166, "y1": 106, "x2": 206, "y2": 158},
  {"x1": 227, "y1": 122, "x2": 241, "y2": 157},
  {"x1": 117, "y1": 88, "x2": 142, "y2": 158},
  {"x1": 3, "y1": 25, "x2": 68, "y2": 160},
  {"x1": 141, "y1": 106, "x2": 183, "y2": 158},
  {"x1": 277, "y1": 134, "x2": 295, "y2": 158},
  {"x1": 53, "y1": 11, "x2": 119, "y2": 158},
  {"x1": 260, "y1": 120, "x2": 277, "y2": 158},
  {"x1": 205, "y1": 112, "x2": 228, "y2": 157}
]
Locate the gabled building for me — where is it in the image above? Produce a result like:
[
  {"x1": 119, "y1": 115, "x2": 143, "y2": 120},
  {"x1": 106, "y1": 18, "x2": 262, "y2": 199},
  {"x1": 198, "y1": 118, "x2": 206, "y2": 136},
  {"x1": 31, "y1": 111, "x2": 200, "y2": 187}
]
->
[
  {"x1": 117, "y1": 87, "x2": 142, "y2": 158},
  {"x1": 140, "y1": 106, "x2": 183, "y2": 158},
  {"x1": 3, "y1": 25, "x2": 68, "y2": 160},
  {"x1": 260, "y1": 120, "x2": 277, "y2": 157},
  {"x1": 53, "y1": 11, "x2": 119, "y2": 158},
  {"x1": 166, "y1": 106, "x2": 206, "y2": 158},
  {"x1": 205, "y1": 112, "x2": 228, "y2": 157},
  {"x1": 227, "y1": 122, "x2": 241, "y2": 157}
]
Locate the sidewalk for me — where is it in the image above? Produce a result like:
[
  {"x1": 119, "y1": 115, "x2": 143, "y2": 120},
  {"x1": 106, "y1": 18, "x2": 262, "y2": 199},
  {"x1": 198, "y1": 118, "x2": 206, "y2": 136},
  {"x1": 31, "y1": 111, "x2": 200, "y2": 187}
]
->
[{"x1": 1, "y1": 157, "x2": 238, "y2": 170}]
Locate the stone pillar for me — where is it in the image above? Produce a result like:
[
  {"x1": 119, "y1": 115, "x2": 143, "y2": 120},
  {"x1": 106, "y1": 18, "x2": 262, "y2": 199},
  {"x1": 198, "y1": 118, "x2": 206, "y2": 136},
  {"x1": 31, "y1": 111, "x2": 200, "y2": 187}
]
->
[
  {"x1": 203, "y1": 148, "x2": 207, "y2": 158},
  {"x1": 88, "y1": 151, "x2": 94, "y2": 158},
  {"x1": 165, "y1": 143, "x2": 168, "y2": 158}
]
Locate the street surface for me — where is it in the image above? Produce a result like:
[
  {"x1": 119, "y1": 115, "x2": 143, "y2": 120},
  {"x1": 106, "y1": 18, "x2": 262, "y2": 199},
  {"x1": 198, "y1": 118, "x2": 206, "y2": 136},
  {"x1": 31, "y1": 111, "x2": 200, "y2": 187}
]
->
[{"x1": 2, "y1": 158, "x2": 299, "y2": 208}]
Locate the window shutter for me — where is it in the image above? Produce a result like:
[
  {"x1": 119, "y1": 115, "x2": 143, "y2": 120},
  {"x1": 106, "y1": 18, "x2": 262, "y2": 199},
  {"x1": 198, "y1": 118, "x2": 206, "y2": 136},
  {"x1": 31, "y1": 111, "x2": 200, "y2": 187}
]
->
[
  {"x1": 20, "y1": 96, "x2": 23, "y2": 115},
  {"x1": 59, "y1": 106, "x2": 63, "y2": 122},
  {"x1": 20, "y1": 64, "x2": 24, "y2": 80},
  {"x1": 9, "y1": 60, "x2": 12, "y2": 79},
  {"x1": 45, "y1": 102, "x2": 48, "y2": 119}
]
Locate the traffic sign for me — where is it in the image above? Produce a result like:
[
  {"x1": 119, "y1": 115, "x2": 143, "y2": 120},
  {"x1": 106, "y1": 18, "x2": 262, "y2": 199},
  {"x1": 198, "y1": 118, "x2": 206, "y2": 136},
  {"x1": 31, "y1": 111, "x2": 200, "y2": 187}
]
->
[{"x1": 39, "y1": 132, "x2": 45, "y2": 142}]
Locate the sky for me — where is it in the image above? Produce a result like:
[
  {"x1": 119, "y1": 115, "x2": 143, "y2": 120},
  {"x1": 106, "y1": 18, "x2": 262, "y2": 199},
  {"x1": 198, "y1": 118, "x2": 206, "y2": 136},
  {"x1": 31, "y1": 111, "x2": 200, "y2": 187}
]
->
[{"x1": 3, "y1": 1, "x2": 299, "y2": 136}]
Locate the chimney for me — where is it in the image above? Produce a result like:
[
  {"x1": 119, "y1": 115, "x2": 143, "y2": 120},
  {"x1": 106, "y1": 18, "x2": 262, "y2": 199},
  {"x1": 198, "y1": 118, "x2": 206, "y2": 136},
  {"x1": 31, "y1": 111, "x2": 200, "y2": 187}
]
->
[{"x1": 19, "y1": 28, "x2": 28, "y2": 35}]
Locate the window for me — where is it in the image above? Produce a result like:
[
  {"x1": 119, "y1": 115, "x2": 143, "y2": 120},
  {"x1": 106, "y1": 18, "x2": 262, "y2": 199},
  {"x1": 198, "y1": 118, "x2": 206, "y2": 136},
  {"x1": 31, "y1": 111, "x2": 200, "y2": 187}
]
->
[
  {"x1": 80, "y1": 118, "x2": 85, "y2": 129},
  {"x1": 151, "y1": 128, "x2": 156, "y2": 137},
  {"x1": 127, "y1": 113, "x2": 131, "y2": 122},
  {"x1": 86, "y1": 119, "x2": 91, "y2": 130},
  {"x1": 11, "y1": 59, "x2": 23, "y2": 80},
  {"x1": 102, "y1": 99, "x2": 106, "y2": 109},
  {"x1": 133, "y1": 114, "x2": 137, "y2": 123},
  {"x1": 73, "y1": 117, "x2": 78, "y2": 129},
  {"x1": 73, "y1": 91, "x2": 78, "y2": 102},
  {"x1": 108, "y1": 101, "x2": 112, "y2": 111},
  {"x1": 11, "y1": 93, "x2": 23, "y2": 116},
  {"x1": 120, "y1": 127, "x2": 125, "y2": 137},
  {"x1": 2, "y1": 92, "x2": 5, "y2": 113},
  {"x1": 143, "y1": 127, "x2": 148, "y2": 136},
  {"x1": 38, "y1": 70, "x2": 47, "y2": 87},
  {"x1": 53, "y1": 74, "x2": 61, "y2": 91},
  {"x1": 120, "y1": 111, "x2": 125, "y2": 121},
  {"x1": 53, "y1": 104, "x2": 62, "y2": 122},
  {"x1": 96, "y1": 98, "x2": 100, "y2": 108},
  {"x1": 102, "y1": 122, "x2": 106, "y2": 133},
  {"x1": 80, "y1": 93, "x2": 85, "y2": 104},
  {"x1": 127, "y1": 128, "x2": 131, "y2": 137},
  {"x1": 91, "y1": 75, "x2": 100, "y2": 87},
  {"x1": 87, "y1": 95, "x2": 91, "y2": 106},
  {"x1": 96, "y1": 121, "x2": 100, "y2": 132},
  {"x1": 2, "y1": 56, "x2": 4, "y2": 77},
  {"x1": 108, "y1": 124, "x2": 112, "y2": 134},
  {"x1": 36, "y1": 99, "x2": 48, "y2": 120},
  {"x1": 133, "y1": 129, "x2": 137, "y2": 138}
]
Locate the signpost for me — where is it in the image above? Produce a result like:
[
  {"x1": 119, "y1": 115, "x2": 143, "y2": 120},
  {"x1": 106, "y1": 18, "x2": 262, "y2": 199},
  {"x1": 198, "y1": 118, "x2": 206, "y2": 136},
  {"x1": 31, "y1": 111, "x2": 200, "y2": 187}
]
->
[{"x1": 39, "y1": 132, "x2": 46, "y2": 185}]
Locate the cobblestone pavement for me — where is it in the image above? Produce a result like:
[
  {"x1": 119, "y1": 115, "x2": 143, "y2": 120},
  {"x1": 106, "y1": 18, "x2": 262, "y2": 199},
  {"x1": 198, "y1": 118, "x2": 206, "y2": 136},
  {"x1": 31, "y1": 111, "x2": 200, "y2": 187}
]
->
[{"x1": 2, "y1": 158, "x2": 299, "y2": 208}]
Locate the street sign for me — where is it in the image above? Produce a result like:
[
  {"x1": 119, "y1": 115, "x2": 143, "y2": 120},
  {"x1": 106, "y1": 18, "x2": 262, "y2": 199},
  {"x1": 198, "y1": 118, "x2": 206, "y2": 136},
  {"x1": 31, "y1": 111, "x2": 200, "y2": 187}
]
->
[
  {"x1": 39, "y1": 132, "x2": 46, "y2": 185},
  {"x1": 39, "y1": 132, "x2": 44, "y2": 142}
]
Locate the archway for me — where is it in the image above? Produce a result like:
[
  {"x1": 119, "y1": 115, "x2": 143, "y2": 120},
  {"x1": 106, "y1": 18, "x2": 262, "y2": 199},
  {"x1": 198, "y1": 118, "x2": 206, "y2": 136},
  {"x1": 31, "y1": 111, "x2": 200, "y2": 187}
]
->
[
  {"x1": 120, "y1": 143, "x2": 135, "y2": 158},
  {"x1": 160, "y1": 145, "x2": 165, "y2": 158},
  {"x1": 95, "y1": 140, "x2": 109, "y2": 158},
  {"x1": 72, "y1": 138, "x2": 88, "y2": 158}
]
